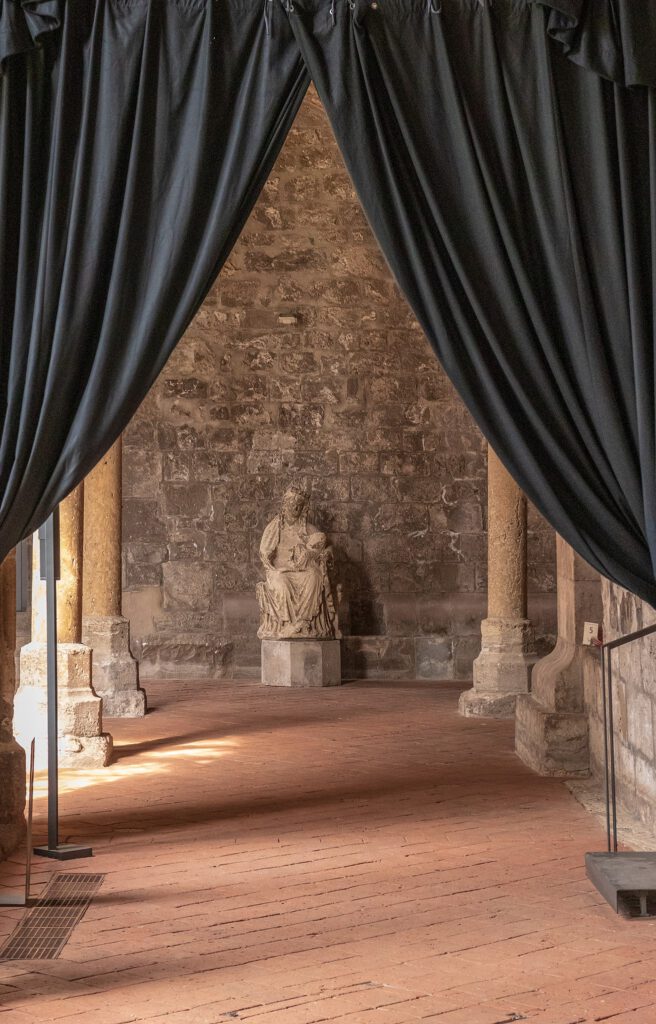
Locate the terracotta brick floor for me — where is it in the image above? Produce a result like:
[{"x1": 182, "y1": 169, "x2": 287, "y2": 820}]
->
[{"x1": 1, "y1": 679, "x2": 656, "y2": 1024}]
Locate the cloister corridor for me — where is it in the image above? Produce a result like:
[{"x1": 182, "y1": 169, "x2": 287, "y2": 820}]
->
[{"x1": 2, "y1": 680, "x2": 656, "y2": 1024}]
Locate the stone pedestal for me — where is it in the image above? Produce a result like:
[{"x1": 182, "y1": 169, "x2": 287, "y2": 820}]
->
[
  {"x1": 516, "y1": 537, "x2": 600, "y2": 776},
  {"x1": 15, "y1": 486, "x2": 112, "y2": 768},
  {"x1": 459, "y1": 447, "x2": 535, "y2": 719},
  {"x1": 82, "y1": 615, "x2": 144, "y2": 717},
  {"x1": 261, "y1": 639, "x2": 341, "y2": 688},
  {"x1": 15, "y1": 642, "x2": 112, "y2": 769},
  {"x1": 460, "y1": 617, "x2": 535, "y2": 717},
  {"x1": 0, "y1": 552, "x2": 26, "y2": 858},
  {"x1": 83, "y1": 438, "x2": 145, "y2": 717}
]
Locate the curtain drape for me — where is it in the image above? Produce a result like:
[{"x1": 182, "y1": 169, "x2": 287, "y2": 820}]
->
[
  {"x1": 287, "y1": 0, "x2": 656, "y2": 606},
  {"x1": 2, "y1": 0, "x2": 656, "y2": 608},
  {"x1": 0, "y1": 0, "x2": 309, "y2": 551}
]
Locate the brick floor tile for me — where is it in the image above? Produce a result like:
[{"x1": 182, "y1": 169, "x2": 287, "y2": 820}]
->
[{"x1": 0, "y1": 680, "x2": 649, "y2": 1024}]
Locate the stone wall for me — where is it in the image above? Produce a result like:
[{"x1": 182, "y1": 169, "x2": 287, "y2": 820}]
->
[
  {"x1": 122, "y1": 88, "x2": 556, "y2": 681},
  {"x1": 585, "y1": 581, "x2": 656, "y2": 831}
]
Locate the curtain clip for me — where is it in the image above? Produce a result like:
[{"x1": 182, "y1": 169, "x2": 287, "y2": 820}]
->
[{"x1": 284, "y1": 0, "x2": 295, "y2": 12}]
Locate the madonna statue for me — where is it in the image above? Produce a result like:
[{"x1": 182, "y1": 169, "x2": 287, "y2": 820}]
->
[{"x1": 256, "y1": 484, "x2": 340, "y2": 640}]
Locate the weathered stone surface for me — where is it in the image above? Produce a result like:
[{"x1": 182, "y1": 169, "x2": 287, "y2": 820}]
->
[
  {"x1": 139, "y1": 634, "x2": 233, "y2": 679},
  {"x1": 123, "y1": 88, "x2": 556, "y2": 680},
  {"x1": 585, "y1": 580, "x2": 656, "y2": 832},
  {"x1": 15, "y1": 643, "x2": 112, "y2": 768},
  {"x1": 82, "y1": 616, "x2": 146, "y2": 718},
  {"x1": 516, "y1": 538, "x2": 601, "y2": 776},
  {"x1": 261, "y1": 639, "x2": 341, "y2": 688}
]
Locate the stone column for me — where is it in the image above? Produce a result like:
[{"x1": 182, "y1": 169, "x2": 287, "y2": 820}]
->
[
  {"x1": 0, "y1": 552, "x2": 26, "y2": 857},
  {"x1": 15, "y1": 486, "x2": 112, "y2": 768},
  {"x1": 459, "y1": 446, "x2": 535, "y2": 717},
  {"x1": 82, "y1": 439, "x2": 145, "y2": 717},
  {"x1": 515, "y1": 536, "x2": 600, "y2": 775}
]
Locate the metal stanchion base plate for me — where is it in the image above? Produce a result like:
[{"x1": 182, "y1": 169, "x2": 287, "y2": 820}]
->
[
  {"x1": 586, "y1": 852, "x2": 656, "y2": 917},
  {"x1": 0, "y1": 893, "x2": 33, "y2": 907},
  {"x1": 33, "y1": 845, "x2": 93, "y2": 861}
]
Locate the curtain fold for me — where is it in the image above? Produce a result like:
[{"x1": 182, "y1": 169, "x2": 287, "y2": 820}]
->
[
  {"x1": 531, "y1": 0, "x2": 656, "y2": 87},
  {"x1": 2, "y1": 0, "x2": 656, "y2": 609},
  {"x1": 286, "y1": 0, "x2": 656, "y2": 605},
  {"x1": 0, "y1": 0, "x2": 310, "y2": 554}
]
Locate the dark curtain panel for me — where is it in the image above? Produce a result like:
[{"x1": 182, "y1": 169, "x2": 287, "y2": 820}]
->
[
  {"x1": 0, "y1": 0, "x2": 309, "y2": 555},
  {"x1": 286, "y1": 0, "x2": 656, "y2": 606}
]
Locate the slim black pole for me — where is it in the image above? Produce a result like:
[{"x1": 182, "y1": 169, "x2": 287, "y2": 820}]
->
[
  {"x1": 34, "y1": 508, "x2": 92, "y2": 861},
  {"x1": 45, "y1": 512, "x2": 59, "y2": 850}
]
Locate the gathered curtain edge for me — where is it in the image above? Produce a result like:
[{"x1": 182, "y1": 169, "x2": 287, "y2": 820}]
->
[
  {"x1": 2, "y1": 0, "x2": 656, "y2": 89},
  {"x1": 530, "y1": 0, "x2": 656, "y2": 89},
  {"x1": 0, "y1": 0, "x2": 61, "y2": 68}
]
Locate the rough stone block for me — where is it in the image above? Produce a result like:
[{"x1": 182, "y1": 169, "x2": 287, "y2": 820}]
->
[
  {"x1": 261, "y1": 639, "x2": 341, "y2": 688},
  {"x1": 415, "y1": 637, "x2": 453, "y2": 680},
  {"x1": 15, "y1": 643, "x2": 112, "y2": 769},
  {"x1": 82, "y1": 615, "x2": 146, "y2": 718},
  {"x1": 139, "y1": 633, "x2": 233, "y2": 679},
  {"x1": 515, "y1": 693, "x2": 589, "y2": 777},
  {"x1": 0, "y1": 740, "x2": 26, "y2": 858}
]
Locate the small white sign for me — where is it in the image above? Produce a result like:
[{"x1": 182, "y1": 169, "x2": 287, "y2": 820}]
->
[{"x1": 582, "y1": 622, "x2": 600, "y2": 646}]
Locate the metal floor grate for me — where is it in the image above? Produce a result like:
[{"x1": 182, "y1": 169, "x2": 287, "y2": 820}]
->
[{"x1": 0, "y1": 872, "x2": 104, "y2": 960}]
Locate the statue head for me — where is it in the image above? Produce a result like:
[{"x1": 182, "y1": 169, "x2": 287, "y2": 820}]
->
[{"x1": 281, "y1": 484, "x2": 310, "y2": 525}]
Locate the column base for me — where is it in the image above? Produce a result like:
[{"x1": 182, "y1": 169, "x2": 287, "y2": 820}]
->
[
  {"x1": 459, "y1": 689, "x2": 520, "y2": 718},
  {"x1": 459, "y1": 617, "x2": 536, "y2": 719},
  {"x1": 515, "y1": 693, "x2": 589, "y2": 776},
  {"x1": 82, "y1": 616, "x2": 146, "y2": 718},
  {"x1": 15, "y1": 642, "x2": 113, "y2": 769},
  {"x1": 0, "y1": 740, "x2": 25, "y2": 858},
  {"x1": 261, "y1": 639, "x2": 341, "y2": 687}
]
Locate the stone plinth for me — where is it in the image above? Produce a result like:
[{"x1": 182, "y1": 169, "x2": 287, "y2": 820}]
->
[
  {"x1": 516, "y1": 537, "x2": 600, "y2": 776},
  {"x1": 0, "y1": 550, "x2": 25, "y2": 857},
  {"x1": 15, "y1": 642, "x2": 112, "y2": 769},
  {"x1": 261, "y1": 639, "x2": 341, "y2": 688},
  {"x1": 460, "y1": 617, "x2": 535, "y2": 717},
  {"x1": 83, "y1": 438, "x2": 145, "y2": 717},
  {"x1": 82, "y1": 616, "x2": 146, "y2": 717}
]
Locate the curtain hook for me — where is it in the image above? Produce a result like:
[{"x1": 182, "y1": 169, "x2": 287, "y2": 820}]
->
[
  {"x1": 330, "y1": 0, "x2": 336, "y2": 24},
  {"x1": 285, "y1": 0, "x2": 295, "y2": 12},
  {"x1": 427, "y1": 0, "x2": 442, "y2": 12}
]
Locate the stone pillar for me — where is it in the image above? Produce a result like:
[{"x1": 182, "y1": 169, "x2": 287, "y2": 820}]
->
[
  {"x1": 459, "y1": 446, "x2": 535, "y2": 717},
  {"x1": 515, "y1": 536, "x2": 600, "y2": 775},
  {"x1": 82, "y1": 439, "x2": 145, "y2": 717},
  {"x1": 15, "y1": 486, "x2": 112, "y2": 768},
  {"x1": 0, "y1": 551, "x2": 26, "y2": 857}
]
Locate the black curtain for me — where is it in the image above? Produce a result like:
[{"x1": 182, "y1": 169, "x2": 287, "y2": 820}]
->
[
  {"x1": 287, "y1": 0, "x2": 656, "y2": 606},
  {"x1": 2, "y1": 0, "x2": 656, "y2": 609},
  {"x1": 0, "y1": 0, "x2": 309, "y2": 551}
]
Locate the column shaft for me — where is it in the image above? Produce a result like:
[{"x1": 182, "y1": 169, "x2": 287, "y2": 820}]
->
[
  {"x1": 83, "y1": 439, "x2": 122, "y2": 617},
  {"x1": 459, "y1": 445, "x2": 535, "y2": 718}
]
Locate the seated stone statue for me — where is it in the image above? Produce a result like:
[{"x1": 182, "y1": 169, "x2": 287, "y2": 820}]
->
[{"x1": 256, "y1": 484, "x2": 340, "y2": 640}]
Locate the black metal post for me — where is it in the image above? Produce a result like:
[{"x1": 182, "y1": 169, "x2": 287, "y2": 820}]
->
[
  {"x1": 45, "y1": 511, "x2": 59, "y2": 850},
  {"x1": 600, "y1": 645, "x2": 611, "y2": 853},
  {"x1": 34, "y1": 508, "x2": 92, "y2": 861}
]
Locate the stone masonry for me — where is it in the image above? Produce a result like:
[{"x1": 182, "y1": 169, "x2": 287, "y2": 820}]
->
[
  {"x1": 123, "y1": 88, "x2": 556, "y2": 681},
  {"x1": 586, "y1": 581, "x2": 656, "y2": 833}
]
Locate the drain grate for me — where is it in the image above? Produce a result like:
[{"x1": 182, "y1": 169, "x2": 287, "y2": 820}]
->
[{"x1": 0, "y1": 872, "x2": 104, "y2": 960}]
